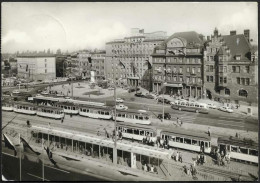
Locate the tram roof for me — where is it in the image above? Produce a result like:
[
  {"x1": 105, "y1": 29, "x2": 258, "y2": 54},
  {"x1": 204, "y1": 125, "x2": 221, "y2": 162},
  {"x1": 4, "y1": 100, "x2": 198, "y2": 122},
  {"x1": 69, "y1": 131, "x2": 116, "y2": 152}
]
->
[
  {"x1": 55, "y1": 101, "x2": 76, "y2": 106},
  {"x1": 218, "y1": 136, "x2": 258, "y2": 149},
  {"x1": 37, "y1": 105, "x2": 63, "y2": 110},
  {"x1": 72, "y1": 100, "x2": 105, "y2": 106},
  {"x1": 33, "y1": 96, "x2": 60, "y2": 102},
  {"x1": 31, "y1": 125, "x2": 170, "y2": 159},
  {"x1": 14, "y1": 102, "x2": 35, "y2": 106},
  {"x1": 160, "y1": 126, "x2": 211, "y2": 141},
  {"x1": 78, "y1": 104, "x2": 112, "y2": 110},
  {"x1": 117, "y1": 109, "x2": 149, "y2": 115},
  {"x1": 116, "y1": 122, "x2": 156, "y2": 130}
]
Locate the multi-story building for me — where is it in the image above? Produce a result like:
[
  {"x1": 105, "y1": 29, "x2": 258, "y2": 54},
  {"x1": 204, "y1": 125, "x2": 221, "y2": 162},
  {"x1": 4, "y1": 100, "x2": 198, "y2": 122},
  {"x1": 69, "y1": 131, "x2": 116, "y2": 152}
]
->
[
  {"x1": 204, "y1": 28, "x2": 258, "y2": 105},
  {"x1": 152, "y1": 31, "x2": 205, "y2": 98},
  {"x1": 90, "y1": 50, "x2": 106, "y2": 81},
  {"x1": 77, "y1": 51, "x2": 92, "y2": 79},
  {"x1": 17, "y1": 53, "x2": 56, "y2": 81},
  {"x1": 105, "y1": 28, "x2": 167, "y2": 86}
]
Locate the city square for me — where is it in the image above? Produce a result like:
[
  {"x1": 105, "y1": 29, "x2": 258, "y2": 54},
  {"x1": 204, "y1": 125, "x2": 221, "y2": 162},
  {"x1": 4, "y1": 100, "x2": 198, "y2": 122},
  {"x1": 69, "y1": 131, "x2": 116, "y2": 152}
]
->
[{"x1": 1, "y1": 2, "x2": 258, "y2": 182}]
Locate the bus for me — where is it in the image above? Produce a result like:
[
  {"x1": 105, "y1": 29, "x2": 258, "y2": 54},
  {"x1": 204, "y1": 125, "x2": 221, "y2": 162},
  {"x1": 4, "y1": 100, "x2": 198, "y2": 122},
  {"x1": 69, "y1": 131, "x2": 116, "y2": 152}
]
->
[{"x1": 171, "y1": 100, "x2": 209, "y2": 114}]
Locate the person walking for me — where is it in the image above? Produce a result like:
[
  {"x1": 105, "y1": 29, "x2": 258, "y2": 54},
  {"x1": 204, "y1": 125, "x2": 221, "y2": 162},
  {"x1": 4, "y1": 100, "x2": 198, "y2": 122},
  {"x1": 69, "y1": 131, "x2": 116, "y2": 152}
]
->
[
  {"x1": 176, "y1": 151, "x2": 179, "y2": 162},
  {"x1": 208, "y1": 127, "x2": 211, "y2": 137},
  {"x1": 179, "y1": 152, "x2": 183, "y2": 163}
]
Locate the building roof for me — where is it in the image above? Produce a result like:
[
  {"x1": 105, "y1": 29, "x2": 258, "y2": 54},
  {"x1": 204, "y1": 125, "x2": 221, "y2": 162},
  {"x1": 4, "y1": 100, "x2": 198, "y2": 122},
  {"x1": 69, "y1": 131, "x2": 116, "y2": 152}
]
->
[
  {"x1": 221, "y1": 34, "x2": 251, "y2": 61},
  {"x1": 164, "y1": 31, "x2": 204, "y2": 45},
  {"x1": 17, "y1": 53, "x2": 56, "y2": 58}
]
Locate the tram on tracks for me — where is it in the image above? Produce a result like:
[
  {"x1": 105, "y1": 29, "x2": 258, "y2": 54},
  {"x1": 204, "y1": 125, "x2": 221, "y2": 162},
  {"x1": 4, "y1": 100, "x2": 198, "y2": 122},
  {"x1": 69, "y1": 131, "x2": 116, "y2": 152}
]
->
[
  {"x1": 160, "y1": 127, "x2": 211, "y2": 153},
  {"x1": 116, "y1": 122, "x2": 157, "y2": 141},
  {"x1": 36, "y1": 105, "x2": 65, "y2": 119},
  {"x1": 114, "y1": 109, "x2": 151, "y2": 125},
  {"x1": 28, "y1": 125, "x2": 170, "y2": 176},
  {"x1": 2, "y1": 101, "x2": 13, "y2": 112},
  {"x1": 171, "y1": 100, "x2": 209, "y2": 114},
  {"x1": 79, "y1": 104, "x2": 113, "y2": 119},
  {"x1": 53, "y1": 102, "x2": 79, "y2": 114},
  {"x1": 13, "y1": 102, "x2": 37, "y2": 115},
  {"x1": 218, "y1": 136, "x2": 258, "y2": 164}
]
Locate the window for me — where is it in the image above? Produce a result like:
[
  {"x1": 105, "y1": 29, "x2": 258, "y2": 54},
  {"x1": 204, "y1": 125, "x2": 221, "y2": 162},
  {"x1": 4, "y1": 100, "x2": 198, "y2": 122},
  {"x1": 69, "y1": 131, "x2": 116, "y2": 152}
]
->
[
  {"x1": 206, "y1": 65, "x2": 209, "y2": 72},
  {"x1": 223, "y1": 66, "x2": 227, "y2": 73},
  {"x1": 219, "y1": 77, "x2": 223, "y2": 83},
  {"x1": 207, "y1": 56, "x2": 209, "y2": 61},
  {"x1": 239, "y1": 89, "x2": 248, "y2": 97},
  {"x1": 249, "y1": 149, "x2": 258, "y2": 156},
  {"x1": 197, "y1": 68, "x2": 201, "y2": 73},
  {"x1": 210, "y1": 76, "x2": 214, "y2": 82},
  {"x1": 236, "y1": 55, "x2": 241, "y2": 60},
  {"x1": 240, "y1": 147, "x2": 248, "y2": 154},
  {"x1": 237, "y1": 77, "x2": 240, "y2": 84},
  {"x1": 225, "y1": 88, "x2": 230, "y2": 95},
  {"x1": 245, "y1": 78, "x2": 250, "y2": 85},
  {"x1": 179, "y1": 67, "x2": 183, "y2": 73},
  {"x1": 245, "y1": 66, "x2": 250, "y2": 73},
  {"x1": 232, "y1": 66, "x2": 240, "y2": 73},
  {"x1": 187, "y1": 58, "x2": 190, "y2": 63},
  {"x1": 231, "y1": 146, "x2": 238, "y2": 152},
  {"x1": 187, "y1": 67, "x2": 190, "y2": 72},
  {"x1": 197, "y1": 77, "x2": 201, "y2": 83},
  {"x1": 179, "y1": 76, "x2": 183, "y2": 82},
  {"x1": 209, "y1": 65, "x2": 214, "y2": 72},
  {"x1": 173, "y1": 76, "x2": 177, "y2": 81},
  {"x1": 241, "y1": 78, "x2": 245, "y2": 85},
  {"x1": 45, "y1": 69, "x2": 47, "y2": 73},
  {"x1": 187, "y1": 77, "x2": 190, "y2": 83},
  {"x1": 210, "y1": 56, "x2": 214, "y2": 61},
  {"x1": 223, "y1": 77, "x2": 227, "y2": 83},
  {"x1": 45, "y1": 63, "x2": 47, "y2": 68},
  {"x1": 206, "y1": 76, "x2": 209, "y2": 82},
  {"x1": 192, "y1": 67, "x2": 195, "y2": 74},
  {"x1": 192, "y1": 77, "x2": 196, "y2": 83}
]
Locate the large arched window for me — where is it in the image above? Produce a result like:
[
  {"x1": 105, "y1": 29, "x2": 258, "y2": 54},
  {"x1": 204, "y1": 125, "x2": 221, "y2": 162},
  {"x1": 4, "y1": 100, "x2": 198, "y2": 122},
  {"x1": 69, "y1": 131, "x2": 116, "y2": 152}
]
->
[
  {"x1": 225, "y1": 88, "x2": 230, "y2": 95},
  {"x1": 238, "y1": 89, "x2": 248, "y2": 97}
]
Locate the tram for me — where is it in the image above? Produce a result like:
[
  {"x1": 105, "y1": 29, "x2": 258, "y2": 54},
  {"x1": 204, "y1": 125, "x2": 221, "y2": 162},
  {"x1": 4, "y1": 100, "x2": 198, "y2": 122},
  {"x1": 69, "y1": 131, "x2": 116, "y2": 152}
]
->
[
  {"x1": 53, "y1": 102, "x2": 79, "y2": 114},
  {"x1": 160, "y1": 127, "x2": 211, "y2": 153},
  {"x1": 116, "y1": 122, "x2": 157, "y2": 141},
  {"x1": 114, "y1": 109, "x2": 151, "y2": 125},
  {"x1": 79, "y1": 104, "x2": 113, "y2": 119},
  {"x1": 2, "y1": 102, "x2": 13, "y2": 111},
  {"x1": 218, "y1": 136, "x2": 258, "y2": 164},
  {"x1": 171, "y1": 100, "x2": 209, "y2": 114},
  {"x1": 36, "y1": 105, "x2": 65, "y2": 119},
  {"x1": 13, "y1": 102, "x2": 36, "y2": 115}
]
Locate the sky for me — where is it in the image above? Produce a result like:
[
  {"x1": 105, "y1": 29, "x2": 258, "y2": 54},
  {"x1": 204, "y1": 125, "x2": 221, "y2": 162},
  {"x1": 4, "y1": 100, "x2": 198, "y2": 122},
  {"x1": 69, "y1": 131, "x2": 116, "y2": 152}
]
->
[{"x1": 1, "y1": 2, "x2": 258, "y2": 53}]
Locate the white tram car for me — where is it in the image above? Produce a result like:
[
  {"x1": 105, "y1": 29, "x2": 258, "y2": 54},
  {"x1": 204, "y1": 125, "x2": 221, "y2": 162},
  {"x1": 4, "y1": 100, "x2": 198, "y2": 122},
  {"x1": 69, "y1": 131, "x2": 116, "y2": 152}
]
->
[
  {"x1": 54, "y1": 102, "x2": 79, "y2": 114},
  {"x1": 2, "y1": 102, "x2": 13, "y2": 111},
  {"x1": 116, "y1": 122, "x2": 157, "y2": 141},
  {"x1": 114, "y1": 109, "x2": 151, "y2": 125},
  {"x1": 79, "y1": 104, "x2": 113, "y2": 120},
  {"x1": 160, "y1": 128, "x2": 211, "y2": 153},
  {"x1": 171, "y1": 100, "x2": 209, "y2": 114},
  {"x1": 218, "y1": 136, "x2": 258, "y2": 164},
  {"x1": 36, "y1": 105, "x2": 65, "y2": 119},
  {"x1": 13, "y1": 102, "x2": 37, "y2": 115}
]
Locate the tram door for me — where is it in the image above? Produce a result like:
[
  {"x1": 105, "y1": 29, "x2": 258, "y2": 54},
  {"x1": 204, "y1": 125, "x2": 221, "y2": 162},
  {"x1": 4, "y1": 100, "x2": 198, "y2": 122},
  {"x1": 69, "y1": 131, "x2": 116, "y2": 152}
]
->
[
  {"x1": 200, "y1": 141, "x2": 205, "y2": 153},
  {"x1": 131, "y1": 153, "x2": 137, "y2": 169}
]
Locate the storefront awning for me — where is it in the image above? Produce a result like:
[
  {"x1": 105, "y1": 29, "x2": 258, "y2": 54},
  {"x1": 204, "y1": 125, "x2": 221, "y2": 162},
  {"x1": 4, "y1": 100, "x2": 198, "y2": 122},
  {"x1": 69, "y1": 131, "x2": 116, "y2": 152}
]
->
[{"x1": 163, "y1": 83, "x2": 183, "y2": 88}]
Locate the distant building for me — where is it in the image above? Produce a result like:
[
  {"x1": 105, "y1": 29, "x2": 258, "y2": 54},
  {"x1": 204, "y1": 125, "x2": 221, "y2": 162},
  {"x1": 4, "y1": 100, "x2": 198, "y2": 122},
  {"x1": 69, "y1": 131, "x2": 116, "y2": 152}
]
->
[
  {"x1": 77, "y1": 51, "x2": 91, "y2": 79},
  {"x1": 203, "y1": 28, "x2": 258, "y2": 105},
  {"x1": 17, "y1": 53, "x2": 56, "y2": 81},
  {"x1": 151, "y1": 31, "x2": 205, "y2": 97},
  {"x1": 9, "y1": 57, "x2": 17, "y2": 70},
  {"x1": 90, "y1": 50, "x2": 106, "y2": 81},
  {"x1": 105, "y1": 28, "x2": 167, "y2": 86}
]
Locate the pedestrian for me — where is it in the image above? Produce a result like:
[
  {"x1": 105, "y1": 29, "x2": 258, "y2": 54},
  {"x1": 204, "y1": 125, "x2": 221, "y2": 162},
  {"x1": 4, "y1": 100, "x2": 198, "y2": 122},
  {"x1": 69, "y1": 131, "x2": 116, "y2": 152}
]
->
[
  {"x1": 208, "y1": 127, "x2": 211, "y2": 137},
  {"x1": 176, "y1": 151, "x2": 179, "y2": 162},
  {"x1": 70, "y1": 114, "x2": 72, "y2": 118},
  {"x1": 179, "y1": 152, "x2": 183, "y2": 163},
  {"x1": 61, "y1": 118, "x2": 64, "y2": 123},
  {"x1": 197, "y1": 154, "x2": 200, "y2": 165}
]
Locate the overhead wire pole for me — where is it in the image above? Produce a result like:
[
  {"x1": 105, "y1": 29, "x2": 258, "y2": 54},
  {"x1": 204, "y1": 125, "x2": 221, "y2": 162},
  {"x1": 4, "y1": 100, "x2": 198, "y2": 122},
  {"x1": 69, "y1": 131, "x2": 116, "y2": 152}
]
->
[
  {"x1": 19, "y1": 133, "x2": 21, "y2": 181},
  {"x1": 42, "y1": 137, "x2": 45, "y2": 181},
  {"x1": 113, "y1": 54, "x2": 117, "y2": 165}
]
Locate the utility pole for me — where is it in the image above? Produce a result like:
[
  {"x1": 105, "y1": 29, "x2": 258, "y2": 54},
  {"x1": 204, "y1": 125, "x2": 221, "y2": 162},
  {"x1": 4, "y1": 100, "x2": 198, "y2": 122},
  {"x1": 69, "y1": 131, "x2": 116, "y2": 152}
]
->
[{"x1": 113, "y1": 86, "x2": 117, "y2": 165}]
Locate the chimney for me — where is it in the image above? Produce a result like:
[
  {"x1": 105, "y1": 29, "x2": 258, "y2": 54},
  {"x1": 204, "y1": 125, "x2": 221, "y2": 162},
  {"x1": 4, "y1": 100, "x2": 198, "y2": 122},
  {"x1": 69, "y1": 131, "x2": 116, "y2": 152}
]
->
[
  {"x1": 207, "y1": 36, "x2": 210, "y2": 41},
  {"x1": 244, "y1": 29, "x2": 250, "y2": 42},
  {"x1": 230, "y1": 30, "x2": 236, "y2": 36}
]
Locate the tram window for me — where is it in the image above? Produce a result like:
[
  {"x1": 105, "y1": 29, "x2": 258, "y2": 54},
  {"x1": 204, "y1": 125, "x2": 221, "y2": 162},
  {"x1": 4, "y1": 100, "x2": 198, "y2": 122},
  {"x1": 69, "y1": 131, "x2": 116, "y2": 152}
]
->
[
  {"x1": 135, "y1": 115, "x2": 139, "y2": 119},
  {"x1": 127, "y1": 129, "x2": 133, "y2": 134},
  {"x1": 192, "y1": 140, "x2": 198, "y2": 145},
  {"x1": 98, "y1": 111, "x2": 101, "y2": 114},
  {"x1": 139, "y1": 116, "x2": 143, "y2": 120},
  {"x1": 249, "y1": 149, "x2": 258, "y2": 156},
  {"x1": 195, "y1": 104, "x2": 200, "y2": 108},
  {"x1": 121, "y1": 114, "x2": 126, "y2": 118},
  {"x1": 172, "y1": 137, "x2": 176, "y2": 142},
  {"x1": 106, "y1": 112, "x2": 109, "y2": 115},
  {"x1": 101, "y1": 111, "x2": 104, "y2": 115},
  {"x1": 83, "y1": 109, "x2": 86, "y2": 112},
  {"x1": 145, "y1": 116, "x2": 149, "y2": 120},
  {"x1": 205, "y1": 142, "x2": 208, "y2": 148},
  {"x1": 118, "y1": 114, "x2": 121, "y2": 117},
  {"x1": 73, "y1": 107, "x2": 75, "y2": 110},
  {"x1": 190, "y1": 103, "x2": 195, "y2": 107},
  {"x1": 146, "y1": 131, "x2": 150, "y2": 136},
  {"x1": 209, "y1": 142, "x2": 211, "y2": 147},
  {"x1": 134, "y1": 129, "x2": 139, "y2": 135},
  {"x1": 162, "y1": 135, "x2": 165, "y2": 139},
  {"x1": 150, "y1": 132, "x2": 153, "y2": 137},
  {"x1": 140, "y1": 130, "x2": 144, "y2": 136},
  {"x1": 87, "y1": 109, "x2": 90, "y2": 113},
  {"x1": 65, "y1": 106, "x2": 67, "y2": 109},
  {"x1": 184, "y1": 138, "x2": 191, "y2": 144},
  {"x1": 80, "y1": 108, "x2": 82, "y2": 112},
  {"x1": 181, "y1": 102, "x2": 185, "y2": 106},
  {"x1": 231, "y1": 146, "x2": 238, "y2": 152},
  {"x1": 176, "y1": 137, "x2": 180, "y2": 142},
  {"x1": 199, "y1": 105, "x2": 204, "y2": 108},
  {"x1": 186, "y1": 103, "x2": 189, "y2": 106},
  {"x1": 240, "y1": 147, "x2": 248, "y2": 154},
  {"x1": 180, "y1": 138, "x2": 183, "y2": 143}
]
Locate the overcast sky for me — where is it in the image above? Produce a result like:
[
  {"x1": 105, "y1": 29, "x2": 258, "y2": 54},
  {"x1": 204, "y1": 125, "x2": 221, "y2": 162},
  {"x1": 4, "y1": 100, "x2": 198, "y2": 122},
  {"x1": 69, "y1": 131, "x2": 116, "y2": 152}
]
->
[{"x1": 2, "y1": 2, "x2": 258, "y2": 53}]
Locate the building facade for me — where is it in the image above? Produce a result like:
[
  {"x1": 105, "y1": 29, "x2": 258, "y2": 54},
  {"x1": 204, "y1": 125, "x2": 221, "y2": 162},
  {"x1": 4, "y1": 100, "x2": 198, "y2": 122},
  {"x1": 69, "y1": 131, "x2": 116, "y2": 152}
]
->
[
  {"x1": 105, "y1": 28, "x2": 167, "y2": 86},
  {"x1": 204, "y1": 29, "x2": 258, "y2": 105},
  {"x1": 77, "y1": 51, "x2": 92, "y2": 79},
  {"x1": 152, "y1": 31, "x2": 205, "y2": 98},
  {"x1": 17, "y1": 54, "x2": 56, "y2": 81},
  {"x1": 90, "y1": 51, "x2": 106, "y2": 81}
]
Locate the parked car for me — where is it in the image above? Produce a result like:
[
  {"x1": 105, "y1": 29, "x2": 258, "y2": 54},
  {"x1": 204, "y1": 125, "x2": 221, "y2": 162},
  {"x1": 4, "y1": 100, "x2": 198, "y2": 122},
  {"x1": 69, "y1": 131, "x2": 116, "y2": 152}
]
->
[
  {"x1": 12, "y1": 90, "x2": 20, "y2": 94},
  {"x1": 41, "y1": 91, "x2": 49, "y2": 95},
  {"x1": 116, "y1": 98, "x2": 124, "y2": 103},
  {"x1": 158, "y1": 113, "x2": 171, "y2": 120},
  {"x1": 207, "y1": 103, "x2": 217, "y2": 109},
  {"x1": 3, "y1": 91, "x2": 11, "y2": 96},
  {"x1": 56, "y1": 93, "x2": 65, "y2": 97},
  {"x1": 116, "y1": 104, "x2": 128, "y2": 110},
  {"x1": 128, "y1": 87, "x2": 140, "y2": 93},
  {"x1": 156, "y1": 97, "x2": 171, "y2": 104},
  {"x1": 144, "y1": 93, "x2": 155, "y2": 99},
  {"x1": 135, "y1": 92, "x2": 144, "y2": 97},
  {"x1": 218, "y1": 106, "x2": 233, "y2": 113}
]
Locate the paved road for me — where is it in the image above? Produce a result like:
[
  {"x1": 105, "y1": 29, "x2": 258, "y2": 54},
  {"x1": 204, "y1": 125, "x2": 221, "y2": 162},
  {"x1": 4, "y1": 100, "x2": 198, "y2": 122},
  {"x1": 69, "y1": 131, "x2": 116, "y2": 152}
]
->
[{"x1": 2, "y1": 149, "x2": 104, "y2": 181}]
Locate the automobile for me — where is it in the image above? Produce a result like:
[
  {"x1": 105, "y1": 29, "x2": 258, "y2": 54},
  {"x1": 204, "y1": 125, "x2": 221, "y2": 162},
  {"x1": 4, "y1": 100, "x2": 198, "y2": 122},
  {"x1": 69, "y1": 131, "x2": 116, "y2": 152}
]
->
[
  {"x1": 156, "y1": 97, "x2": 171, "y2": 104},
  {"x1": 157, "y1": 113, "x2": 171, "y2": 120},
  {"x1": 135, "y1": 92, "x2": 144, "y2": 97},
  {"x1": 144, "y1": 93, "x2": 155, "y2": 99},
  {"x1": 218, "y1": 106, "x2": 233, "y2": 113},
  {"x1": 108, "y1": 87, "x2": 115, "y2": 90},
  {"x1": 116, "y1": 104, "x2": 128, "y2": 110},
  {"x1": 3, "y1": 91, "x2": 11, "y2": 96},
  {"x1": 128, "y1": 87, "x2": 140, "y2": 93},
  {"x1": 116, "y1": 98, "x2": 124, "y2": 103},
  {"x1": 207, "y1": 103, "x2": 217, "y2": 109},
  {"x1": 37, "y1": 89, "x2": 43, "y2": 93},
  {"x1": 35, "y1": 94, "x2": 43, "y2": 97},
  {"x1": 12, "y1": 90, "x2": 20, "y2": 94},
  {"x1": 41, "y1": 91, "x2": 49, "y2": 95},
  {"x1": 64, "y1": 96, "x2": 72, "y2": 100}
]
